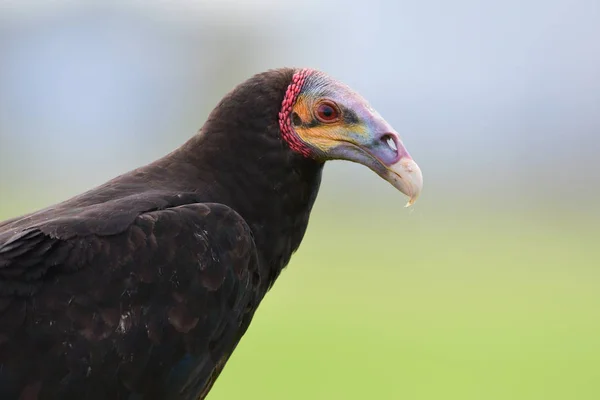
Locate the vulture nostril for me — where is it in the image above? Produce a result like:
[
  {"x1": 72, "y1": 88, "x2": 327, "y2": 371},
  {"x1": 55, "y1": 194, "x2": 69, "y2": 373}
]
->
[{"x1": 381, "y1": 134, "x2": 397, "y2": 152}]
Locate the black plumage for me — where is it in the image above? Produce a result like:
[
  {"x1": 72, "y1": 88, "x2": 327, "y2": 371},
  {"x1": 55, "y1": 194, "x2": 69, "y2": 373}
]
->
[
  {"x1": 0, "y1": 67, "x2": 423, "y2": 399},
  {"x1": 0, "y1": 69, "x2": 322, "y2": 399}
]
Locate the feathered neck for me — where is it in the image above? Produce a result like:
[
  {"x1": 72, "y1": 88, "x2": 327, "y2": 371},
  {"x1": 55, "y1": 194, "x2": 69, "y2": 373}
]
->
[{"x1": 174, "y1": 68, "x2": 325, "y2": 291}]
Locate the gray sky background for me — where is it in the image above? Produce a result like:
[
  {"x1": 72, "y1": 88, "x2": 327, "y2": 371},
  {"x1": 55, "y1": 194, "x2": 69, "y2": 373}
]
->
[{"x1": 0, "y1": 0, "x2": 598, "y2": 213}]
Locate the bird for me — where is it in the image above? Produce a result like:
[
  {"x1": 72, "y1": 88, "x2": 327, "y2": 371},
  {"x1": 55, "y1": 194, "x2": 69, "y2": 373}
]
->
[{"x1": 0, "y1": 68, "x2": 423, "y2": 399}]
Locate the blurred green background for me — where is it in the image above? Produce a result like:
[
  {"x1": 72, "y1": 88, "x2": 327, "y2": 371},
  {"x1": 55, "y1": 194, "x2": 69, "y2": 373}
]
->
[{"x1": 1, "y1": 1, "x2": 599, "y2": 399}]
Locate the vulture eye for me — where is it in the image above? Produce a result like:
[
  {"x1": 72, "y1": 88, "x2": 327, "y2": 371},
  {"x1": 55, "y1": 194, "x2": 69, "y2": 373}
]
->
[{"x1": 315, "y1": 101, "x2": 340, "y2": 123}]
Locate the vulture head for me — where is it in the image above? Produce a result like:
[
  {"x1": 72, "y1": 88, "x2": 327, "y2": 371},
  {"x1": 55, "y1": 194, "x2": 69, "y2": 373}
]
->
[{"x1": 279, "y1": 68, "x2": 423, "y2": 206}]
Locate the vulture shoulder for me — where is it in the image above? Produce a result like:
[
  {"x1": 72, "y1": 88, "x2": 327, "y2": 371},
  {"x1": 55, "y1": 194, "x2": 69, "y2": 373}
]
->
[{"x1": 0, "y1": 199, "x2": 260, "y2": 400}]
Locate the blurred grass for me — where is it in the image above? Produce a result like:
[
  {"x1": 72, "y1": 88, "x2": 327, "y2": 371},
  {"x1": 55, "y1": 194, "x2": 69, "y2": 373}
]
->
[
  {"x1": 209, "y1": 200, "x2": 600, "y2": 400},
  {"x1": 1, "y1": 194, "x2": 599, "y2": 399}
]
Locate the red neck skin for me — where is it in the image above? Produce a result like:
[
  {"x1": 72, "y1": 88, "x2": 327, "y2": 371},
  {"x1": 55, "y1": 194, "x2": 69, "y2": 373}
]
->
[{"x1": 278, "y1": 68, "x2": 313, "y2": 158}]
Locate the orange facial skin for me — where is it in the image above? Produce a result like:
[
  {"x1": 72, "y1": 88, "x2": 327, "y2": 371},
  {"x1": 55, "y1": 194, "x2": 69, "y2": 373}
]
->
[{"x1": 291, "y1": 94, "x2": 370, "y2": 155}]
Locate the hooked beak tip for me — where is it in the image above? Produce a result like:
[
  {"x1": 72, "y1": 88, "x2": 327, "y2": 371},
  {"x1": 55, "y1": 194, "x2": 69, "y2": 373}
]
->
[{"x1": 387, "y1": 157, "x2": 423, "y2": 207}]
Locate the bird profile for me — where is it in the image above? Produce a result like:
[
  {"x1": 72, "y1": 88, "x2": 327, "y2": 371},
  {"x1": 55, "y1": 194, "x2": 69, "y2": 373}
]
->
[{"x1": 0, "y1": 68, "x2": 422, "y2": 399}]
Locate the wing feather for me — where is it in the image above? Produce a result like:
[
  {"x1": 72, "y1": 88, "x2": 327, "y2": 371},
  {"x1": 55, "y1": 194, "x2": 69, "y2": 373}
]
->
[{"x1": 0, "y1": 202, "x2": 260, "y2": 400}]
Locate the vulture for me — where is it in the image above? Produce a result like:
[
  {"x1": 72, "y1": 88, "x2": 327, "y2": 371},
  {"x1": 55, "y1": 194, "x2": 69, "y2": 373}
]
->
[{"x1": 0, "y1": 68, "x2": 422, "y2": 399}]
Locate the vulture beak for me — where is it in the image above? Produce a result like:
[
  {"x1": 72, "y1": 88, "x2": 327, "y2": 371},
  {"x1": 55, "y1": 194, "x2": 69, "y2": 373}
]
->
[
  {"x1": 329, "y1": 123, "x2": 423, "y2": 206},
  {"x1": 382, "y1": 153, "x2": 423, "y2": 207},
  {"x1": 361, "y1": 131, "x2": 423, "y2": 207}
]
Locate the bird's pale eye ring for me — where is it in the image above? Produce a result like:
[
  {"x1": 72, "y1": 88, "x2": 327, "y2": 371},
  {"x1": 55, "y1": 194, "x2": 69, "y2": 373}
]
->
[{"x1": 315, "y1": 100, "x2": 340, "y2": 123}]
